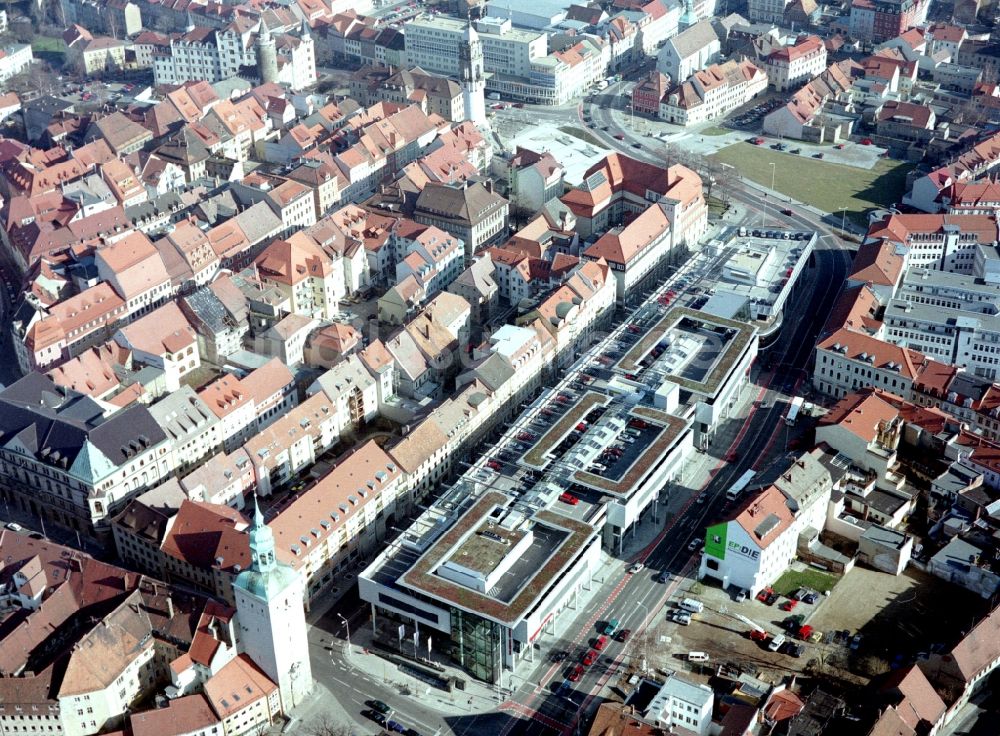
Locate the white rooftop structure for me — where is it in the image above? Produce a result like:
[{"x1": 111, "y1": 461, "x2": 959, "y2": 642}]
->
[
  {"x1": 645, "y1": 674, "x2": 714, "y2": 735},
  {"x1": 489, "y1": 324, "x2": 536, "y2": 360}
]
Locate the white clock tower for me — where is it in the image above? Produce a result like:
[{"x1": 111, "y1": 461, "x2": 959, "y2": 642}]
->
[
  {"x1": 234, "y1": 500, "x2": 313, "y2": 711},
  {"x1": 459, "y1": 20, "x2": 487, "y2": 127}
]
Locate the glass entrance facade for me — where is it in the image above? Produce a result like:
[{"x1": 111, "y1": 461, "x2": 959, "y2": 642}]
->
[{"x1": 450, "y1": 607, "x2": 501, "y2": 683}]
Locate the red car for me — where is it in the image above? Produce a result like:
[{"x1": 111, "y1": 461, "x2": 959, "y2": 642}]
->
[
  {"x1": 582, "y1": 649, "x2": 598, "y2": 666},
  {"x1": 576, "y1": 423, "x2": 587, "y2": 432},
  {"x1": 752, "y1": 137, "x2": 765, "y2": 145},
  {"x1": 559, "y1": 492, "x2": 579, "y2": 505},
  {"x1": 782, "y1": 599, "x2": 798, "y2": 612},
  {"x1": 568, "y1": 664, "x2": 585, "y2": 681},
  {"x1": 756, "y1": 587, "x2": 774, "y2": 603},
  {"x1": 614, "y1": 133, "x2": 625, "y2": 140},
  {"x1": 629, "y1": 419, "x2": 649, "y2": 429},
  {"x1": 517, "y1": 432, "x2": 535, "y2": 441},
  {"x1": 749, "y1": 629, "x2": 768, "y2": 642},
  {"x1": 487, "y1": 460, "x2": 502, "y2": 471},
  {"x1": 627, "y1": 324, "x2": 641, "y2": 333},
  {"x1": 594, "y1": 635, "x2": 608, "y2": 651},
  {"x1": 726, "y1": 451, "x2": 739, "y2": 462},
  {"x1": 556, "y1": 395, "x2": 570, "y2": 403}
]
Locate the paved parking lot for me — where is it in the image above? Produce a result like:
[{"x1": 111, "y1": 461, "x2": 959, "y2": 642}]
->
[
  {"x1": 637, "y1": 563, "x2": 991, "y2": 685},
  {"x1": 806, "y1": 566, "x2": 986, "y2": 659},
  {"x1": 645, "y1": 580, "x2": 816, "y2": 682}
]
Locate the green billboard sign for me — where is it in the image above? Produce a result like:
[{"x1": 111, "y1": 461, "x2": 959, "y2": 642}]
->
[{"x1": 704, "y1": 522, "x2": 728, "y2": 560}]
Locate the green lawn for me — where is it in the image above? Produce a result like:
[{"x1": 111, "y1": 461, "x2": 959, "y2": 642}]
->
[
  {"x1": 32, "y1": 36, "x2": 65, "y2": 53},
  {"x1": 700, "y1": 125, "x2": 730, "y2": 137},
  {"x1": 31, "y1": 35, "x2": 66, "y2": 64},
  {"x1": 771, "y1": 568, "x2": 839, "y2": 596},
  {"x1": 707, "y1": 195, "x2": 729, "y2": 217},
  {"x1": 711, "y1": 142, "x2": 913, "y2": 225}
]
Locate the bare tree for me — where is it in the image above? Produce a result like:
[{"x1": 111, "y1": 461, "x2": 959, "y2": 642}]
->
[
  {"x1": 856, "y1": 654, "x2": 890, "y2": 678},
  {"x1": 304, "y1": 715, "x2": 356, "y2": 736}
]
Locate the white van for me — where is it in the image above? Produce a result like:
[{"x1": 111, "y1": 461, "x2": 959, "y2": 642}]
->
[
  {"x1": 768, "y1": 633, "x2": 786, "y2": 652},
  {"x1": 678, "y1": 598, "x2": 704, "y2": 614},
  {"x1": 687, "y1": 652, "x2": 710, "y2": 663}
]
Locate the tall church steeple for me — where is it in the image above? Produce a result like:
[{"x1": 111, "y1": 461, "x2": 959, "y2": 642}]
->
[
  {"x1": 233, "y1": 497, "x2": 313, "y2": 712},
  {"x1": 680, "y1": 0, "x2": 699, "y2": 27},
  {"x1": 248, "y1": 497, "x2": 277, "y2": 573},
  {"x1": 458, "y1": 18, "x2": 487, "y2": 127}
]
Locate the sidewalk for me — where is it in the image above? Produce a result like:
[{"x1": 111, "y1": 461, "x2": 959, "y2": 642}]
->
[{"x1": 337, "y1": 616, "x2": 524, "y2": 716}]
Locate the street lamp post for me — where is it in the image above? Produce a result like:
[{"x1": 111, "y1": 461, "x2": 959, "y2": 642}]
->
[
  {"x1": 635, "y1": 602, "x2": 649, "y2": 672},
  {"x1": 839, "y1": 206, "x2": 848, "y2": 233},
  {"x1": 337, "y1": 613, "x2": 351, "y2": 663},
  {"x1": 766, "y1": 162, "x2": 776, "y2": 227}
]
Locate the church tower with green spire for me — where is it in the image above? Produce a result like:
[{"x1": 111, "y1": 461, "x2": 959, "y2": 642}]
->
[{"x1": 234, "y1": 499, "x2": 313, "y2": 711}]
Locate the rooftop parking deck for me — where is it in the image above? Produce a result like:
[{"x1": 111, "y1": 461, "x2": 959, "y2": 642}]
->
[
  {"x1": 571, "y1": 407, "x2": 689, "y2": 496},
  {"x1": 521, "y1": 391, "x2": 611, "y2": 469},
  {"x1": 617, "y1": 307, "x2": 756, "y2": 397}
]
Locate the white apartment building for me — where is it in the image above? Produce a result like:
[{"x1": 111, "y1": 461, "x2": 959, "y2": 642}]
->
[
  {"x1": 114, "y1": 302, "x2": 202, "y2": 393},
  {"x1": 583, "y1": 201, "x2": 675, "y2": 303},
  {"x1": 405, "y1": 16, "x2": 547, "y2": 81},
  {"x1": 882, "y1": 298, "x2": 1000, "y2": 379},
  {"x1": 243, "y1": 389, "x2": 342, "y2": 496},
  {"x1": 0, "y1": 43, "x2": 32, "y2": 83},
  {"x1": 764, "y1": 36, "x2": 827, "y2": 92},
  {"x1": 254, "y1": 231, "x2": 342, "y2": 321},
  {"x1": 59, "y1": 595, "x2": 161, "y2": 736},
  {"x1": 896, "y1": 266, "x2": 1000, "y2": 313},
  {"x1": 270, "y1": 440, "x2": 402, "y2": 602},
  {"x1": 814, "y1": 328, "x2": 923, "y2": 399},
  {"x1": 747, "y1": 0, "x2": 793, "y2": 23},
  {"x1": 154, "y1": 24, "x2": 316, "y2": 92},
  {"x1": 396, "y1": 226, "x2": 464, "y2": 296},
  {"x1": 868, "y1": 214, "x2": 998, "y2": 275},
  {"x1": 307, "y1": 354, "x2": 381, "y2": 428},
  {"x1": 660, "y1": 59, "x2": 768, "y2": 126},
  {"x1": 148, "y1": 386, "x2": 222, "y2": 473},
  {"x1": 153, "y1": 26, "x2": 255, "y2": 87},
  {"x1": 645, "y1": 675, "x2": 714, "y2": 736},
  {"x1": 699, "y1": 452, "x2": 832, "y2": 596}
]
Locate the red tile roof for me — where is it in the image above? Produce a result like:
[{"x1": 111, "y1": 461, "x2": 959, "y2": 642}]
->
[
  {"x1": 732, "y1": 485, "x2": 794, "y2": 550},
  {"x1": 160, "y1": 500, "x2": 250, "y2": 574},
  {"x1": 818, "y1": 328, "x2": 923, "y2": 379},
  {"x1": 848, "y1": 240, "x2": 905, "y2": 287}
]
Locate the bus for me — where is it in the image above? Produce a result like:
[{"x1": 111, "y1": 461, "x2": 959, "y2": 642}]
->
[
  {"x1": 726, "y1": 470, "x2": 757, "y2": 501},
  {"x1": 785, "y1": 396, "x2": 804, "y2": 426}
]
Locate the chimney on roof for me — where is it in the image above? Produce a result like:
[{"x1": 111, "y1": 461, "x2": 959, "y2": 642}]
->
[{"x1": 167, "y1": 597, "x2": 174, "y2": 618}]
